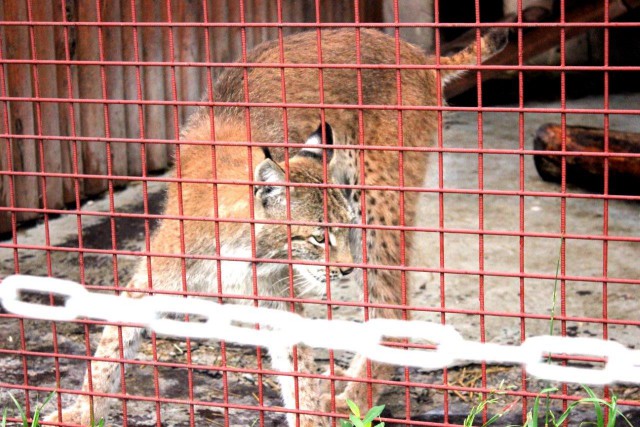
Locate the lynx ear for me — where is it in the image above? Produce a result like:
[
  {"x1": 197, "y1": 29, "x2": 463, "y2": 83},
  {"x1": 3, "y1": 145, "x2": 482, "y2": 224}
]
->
[
  {"x1": 297, "y1": 122, "x2": 334, "y2": 162},
  {"x1": 253, "y1": 158, "x2": 286, "y2": 201}
]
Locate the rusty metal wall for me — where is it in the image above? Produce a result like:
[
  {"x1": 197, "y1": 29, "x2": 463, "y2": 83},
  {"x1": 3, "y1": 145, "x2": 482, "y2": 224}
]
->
[{"x1": 0, "y1": 0, "x2": 380, "y2": 233}]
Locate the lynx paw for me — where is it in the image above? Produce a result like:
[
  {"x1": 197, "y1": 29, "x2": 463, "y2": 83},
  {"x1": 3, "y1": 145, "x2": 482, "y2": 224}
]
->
[
  {"x1": 321, "y1": 365, "x2": 348, "y2": 396},
  {"x1": 43, "y1": 407, "x2": 93, "y2": 426},
  {"x1": 320, "y1": 393, "x2": 350, "y2": 414}
]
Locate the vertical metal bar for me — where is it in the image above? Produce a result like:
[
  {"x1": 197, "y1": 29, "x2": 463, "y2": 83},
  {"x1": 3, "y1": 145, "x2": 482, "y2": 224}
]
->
[
  {"x1": 516, "y1": 0, "x2": 528, "y2": 423},
  {"x1": 390, "y1": 0, "x2": 411, "y2": 422},
  {"x1": 433, "y1": 0, "x2": 449, "y2": 422},
  {"x1": 201, "y1": 2, "x2": 230, "y2": 425},
  {"x1": 352, "y1": 0, "x2": 374, "y2": 409},
  {"x1": 127, "y1": 1, "x2": 157, "y2": 425},
  {"x1": 164, "y1": 1, "x2": 196, "y2": 424},
  {"x1": 237, "y1": 0, "x2": 265, "y2": 423},
  {"x1": 602, "y1": 0, "x2": 611, "y2": 421},
  {"x1": 23, "y1": 1, "x2": 63, "y2": 422},
  {"x1": 473, "y1": 0, "x2": 487, "y2": 423},
  {"x1": 559, "y1": 0, "x2": 569, "y2": 421},
  {"x1": 0, "y1": 1, "x2": 31, "y2": 416}
]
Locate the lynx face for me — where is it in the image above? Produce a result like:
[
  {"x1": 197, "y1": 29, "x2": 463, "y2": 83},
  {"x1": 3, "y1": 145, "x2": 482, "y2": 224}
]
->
[{"x1": 253, "y1": 125, "x2": 356, "y2": 298}]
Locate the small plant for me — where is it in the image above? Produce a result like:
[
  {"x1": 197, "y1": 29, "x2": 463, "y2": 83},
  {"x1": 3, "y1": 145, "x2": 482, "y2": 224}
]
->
[
  {"x1": 341, "y1": 399, "x2": 385, "y2": 427},
  {"x1": 7, "y1": 391, "x2": 54, "y2": 427},
  {"x1": 3, "y1": 392, "x2": 104, "y2": 427},
  {"x1": 463, "y1": 381, "x2": 518, "y2": 427},
  {"x1": 524, "y1": 385, "x2": 633, "y2": 427}
]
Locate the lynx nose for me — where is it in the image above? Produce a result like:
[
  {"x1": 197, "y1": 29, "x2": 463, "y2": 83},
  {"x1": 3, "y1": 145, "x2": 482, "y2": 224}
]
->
[{"x1": 340, "y1": 267, "x2": 354, "y2": 276}]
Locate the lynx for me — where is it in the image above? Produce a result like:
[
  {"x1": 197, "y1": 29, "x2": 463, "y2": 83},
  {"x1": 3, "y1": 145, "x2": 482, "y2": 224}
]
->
[{"x1": 46, "y1": 27, "x2": 506, "y2": 426}]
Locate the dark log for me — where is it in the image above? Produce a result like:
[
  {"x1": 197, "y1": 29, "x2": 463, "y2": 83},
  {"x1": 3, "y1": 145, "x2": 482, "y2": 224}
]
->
[{"x1": 533, "y1": 124, "x2": 640, "y2": 195}]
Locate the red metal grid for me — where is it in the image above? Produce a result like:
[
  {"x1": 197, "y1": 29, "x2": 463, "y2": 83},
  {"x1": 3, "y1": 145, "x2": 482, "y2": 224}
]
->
[{"x1": 0, "y1": 0, "x2": 639, "y2": 426}]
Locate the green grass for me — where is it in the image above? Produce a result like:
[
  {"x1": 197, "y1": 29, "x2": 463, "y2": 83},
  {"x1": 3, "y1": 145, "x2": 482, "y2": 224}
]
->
[
  {"x1": 463, "y1": 241, "x2": 632, "y2": 427},
  {"x1": 340, "y1": 399, "x2": 385, "y2": 427},
  {"x1": 463, "y1": 385, "x2": 632, "y2": 427},
  {"x1": 2, "y1": 392, "x2": 104, "y2": 427},
  {"x1": 523, "y1": 385, "x2": 632, "y2": 427}
]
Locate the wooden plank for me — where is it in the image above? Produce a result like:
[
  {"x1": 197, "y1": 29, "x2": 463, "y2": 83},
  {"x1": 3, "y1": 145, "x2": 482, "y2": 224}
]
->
[
  {"x1": 101, "y1": 0, "x2": 129, "y2": 186},
  {"x1": 255, "y1": 0, "x2": 270, "y2": 45},
  {"x1": 0, "y1": 133, "x2": 10, "y2": 234},
  {"x1": 208, "y1": 0, "x2": 231, "y2": 63},
  {"x1": 444, "y1": 1, "x2": 640, "y2": 99},
  {"x1": 382, "y1": 0, "x2": 433, "y2": 51},
  {"x1": 176, "y1": 0, "x2": 204, "y2": 125},
  {"x1": 3, "y1": 0, "x2": 40, "y2": 222},
  {"x1": 161, "y1": 0, "x2": 177, "y2": 162},
  {"x1": 244, "y1": 0, "x2": 256, "y2": 48},
  {"x1": 281, "y1": 0, "x2": 305, "y2": 36},
  {"x1": 141, "y1": 0, "x2": 168, "y2": 171},
  {"x1": 226, "y1": 0, "x2": 243, "y2": 60},
  {"x1": 76, "y1": 0, "x2": 108, "y2": 196},
  {"x1": 53, "y1": 0, "x2": 81, "y2": 204},
  {"x1": 534, "y1": 124, "x2": 640, "y2": 195},
  {"x1": 265, "y1": 0, "x2": 278, "y2": 41},
  {"x1": 120, "y1": 0, "x2": 142, "y2": 177},
  {"x1": 31, "y1": 0, "x2": 64, "y2": 210},
  {"x1": 0, "y1": 3, "x2": 11, "y2": 234}
]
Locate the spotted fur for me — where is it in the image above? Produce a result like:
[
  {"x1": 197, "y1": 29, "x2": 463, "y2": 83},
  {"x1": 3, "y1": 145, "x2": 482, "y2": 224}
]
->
[{"x1": 46, "y1": 27, "x2": 506, "y2": 426}]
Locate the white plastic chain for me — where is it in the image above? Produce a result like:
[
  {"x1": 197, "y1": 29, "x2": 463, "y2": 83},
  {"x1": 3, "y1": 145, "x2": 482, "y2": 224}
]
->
[{"x1": 1, "y1": 274, "x2": 640, "y2": 385}]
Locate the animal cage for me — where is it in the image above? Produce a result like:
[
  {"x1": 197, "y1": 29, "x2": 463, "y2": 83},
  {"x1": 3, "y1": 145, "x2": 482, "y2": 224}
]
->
[{"x1": 1, "y1": 0, "x2": 640, "y2": 426}]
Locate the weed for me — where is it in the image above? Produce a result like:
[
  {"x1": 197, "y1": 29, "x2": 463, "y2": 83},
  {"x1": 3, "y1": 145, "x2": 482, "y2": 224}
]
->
[
  {"x1": 340, "y1": 399, "x2": 385, "y2": 427},
  {"x1": 7, "y1": 391, "x2": 54, "y2": 427},
  {"x1": 463, "y1": 381, "x2": 518, "y2": 427},
  {"x1": 3, "y1": 392, "x2": 104, "y2": 427},
  {"x1": 523, "y1": 385, "x2": 632, "y2": 427}
]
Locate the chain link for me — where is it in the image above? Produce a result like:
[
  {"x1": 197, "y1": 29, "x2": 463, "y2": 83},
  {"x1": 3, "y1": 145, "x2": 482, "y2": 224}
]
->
[{"x1": 2, "y1": 274, "x2": 640, "y2": 385}]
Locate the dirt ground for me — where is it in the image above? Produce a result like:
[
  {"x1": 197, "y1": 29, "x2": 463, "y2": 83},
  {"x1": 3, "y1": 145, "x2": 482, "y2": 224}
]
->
[{"x1": 1, "y1": 92, "x2": 639, "y2": 426}]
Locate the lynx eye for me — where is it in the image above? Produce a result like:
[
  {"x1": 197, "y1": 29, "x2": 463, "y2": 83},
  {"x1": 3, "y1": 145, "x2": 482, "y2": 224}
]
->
[{"x1": 309, "y1": 234, "x2": 325, "y2": 247}]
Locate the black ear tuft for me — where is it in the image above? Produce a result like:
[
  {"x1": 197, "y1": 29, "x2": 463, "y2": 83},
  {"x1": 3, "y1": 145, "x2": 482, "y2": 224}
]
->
[
  {"x1": 261, "y1": 145, "x2": 273, "y2": 161},
  {"x1": 297, "y1": 122, "x2": 334, "y2": 162}
]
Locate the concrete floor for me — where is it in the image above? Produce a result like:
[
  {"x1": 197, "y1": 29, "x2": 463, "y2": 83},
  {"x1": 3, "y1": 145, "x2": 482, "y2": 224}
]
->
[{"x1": 1, "y1": 92, "x2": 639, "y2": 425}]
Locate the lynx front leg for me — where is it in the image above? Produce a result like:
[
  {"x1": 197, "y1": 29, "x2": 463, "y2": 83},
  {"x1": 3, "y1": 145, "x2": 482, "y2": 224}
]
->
[
  {"x1": 322, "y1": 273, "x2": 402, "y2": 415},
  {"x1": 269, "y1": 345, "x2": 330, "y2": 427},
  {"x1": 43, "y1": 322, "x2": 144, "y2": 425},
  {"x1": 329, "y1": 180, "x2": 415, "y2": 416},
  {"x1": 43, "y1": 272, "x2": 153, "y2": 425}
]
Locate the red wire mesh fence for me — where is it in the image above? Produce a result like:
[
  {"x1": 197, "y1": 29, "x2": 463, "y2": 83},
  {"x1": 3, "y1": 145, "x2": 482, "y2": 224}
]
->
[{"x1": 1, "y1": 0, "x2": 639, "y2": 426}]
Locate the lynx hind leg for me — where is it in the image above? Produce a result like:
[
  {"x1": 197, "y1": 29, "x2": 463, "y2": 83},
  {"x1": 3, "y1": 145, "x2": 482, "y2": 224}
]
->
[
  {"x1": 43, "y1": 271, "x2": 160, "y2": 425},
  {"x1": 269, "y1": 345, "x2": 331, "y2": 427}
]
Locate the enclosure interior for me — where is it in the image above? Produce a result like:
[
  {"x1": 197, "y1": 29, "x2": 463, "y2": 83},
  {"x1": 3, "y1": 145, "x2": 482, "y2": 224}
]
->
[{"x1": 0, "y1": 0, "x2": 639, "y2": 426}]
